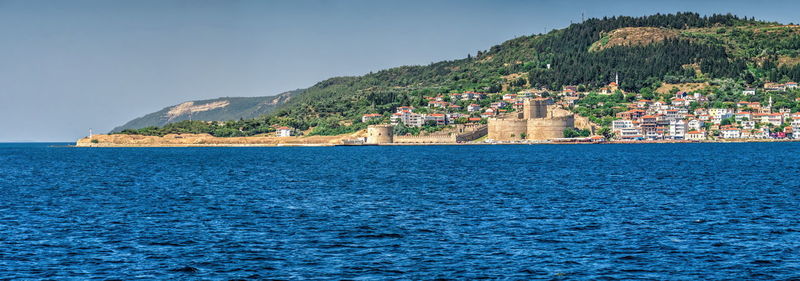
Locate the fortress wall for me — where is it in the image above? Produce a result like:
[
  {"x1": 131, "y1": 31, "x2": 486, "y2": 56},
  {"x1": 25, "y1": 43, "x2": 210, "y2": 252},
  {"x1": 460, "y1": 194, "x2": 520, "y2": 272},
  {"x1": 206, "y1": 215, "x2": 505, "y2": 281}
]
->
[
  {"x1": 394, "y1": 134, "x2": 456, "y2": 143},
  {"x1": 527, "y1": 116, "x2": 575, "y2": 140},
  {"x1": 573, "y1": 114, "x2": 597, "y2": 133},
  {"x1": 455, "y1": 125, "x2": 488, "y2": 142},
  {"x1": 367, "y1": 125, "x2": 394, "y2": 144},
  {"x1": 456, "y1": 124, "x2": 486, "y2": 133},
  {"x1": 488, "y1": 119, "x2": 528, "y2": 141}
]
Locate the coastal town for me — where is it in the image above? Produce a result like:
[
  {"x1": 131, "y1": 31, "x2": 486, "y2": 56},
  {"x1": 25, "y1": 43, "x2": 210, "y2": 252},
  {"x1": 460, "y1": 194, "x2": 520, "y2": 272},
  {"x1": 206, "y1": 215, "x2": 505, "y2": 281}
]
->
[
  {"x1": 356, "y1": 80, "x2": 800, "y2": 143},
  {"x1": 79, "y1": 80, "x2": 800, "y2": 147}
]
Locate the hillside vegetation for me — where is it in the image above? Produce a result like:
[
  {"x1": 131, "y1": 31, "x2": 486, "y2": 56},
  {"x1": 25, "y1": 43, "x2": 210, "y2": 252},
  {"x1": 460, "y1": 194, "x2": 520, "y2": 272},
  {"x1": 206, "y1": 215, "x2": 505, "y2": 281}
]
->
[{"x1": 118, "y1": 12, "x2": 800, "y2": 137}]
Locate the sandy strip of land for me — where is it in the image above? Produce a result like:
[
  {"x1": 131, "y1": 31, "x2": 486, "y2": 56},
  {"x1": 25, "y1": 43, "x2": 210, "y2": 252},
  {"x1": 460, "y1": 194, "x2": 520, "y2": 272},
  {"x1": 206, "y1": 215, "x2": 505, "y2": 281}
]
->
[{"x1": 75, "y1": 133, "x2": 363, "y2": 147}]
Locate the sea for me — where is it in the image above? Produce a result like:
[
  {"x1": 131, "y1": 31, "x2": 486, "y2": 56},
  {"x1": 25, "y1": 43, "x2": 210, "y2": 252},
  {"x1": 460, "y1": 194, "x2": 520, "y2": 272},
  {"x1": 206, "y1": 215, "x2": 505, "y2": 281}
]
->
[{"x1": 1, "y1": 142, "x2": 799, "y2": 279}]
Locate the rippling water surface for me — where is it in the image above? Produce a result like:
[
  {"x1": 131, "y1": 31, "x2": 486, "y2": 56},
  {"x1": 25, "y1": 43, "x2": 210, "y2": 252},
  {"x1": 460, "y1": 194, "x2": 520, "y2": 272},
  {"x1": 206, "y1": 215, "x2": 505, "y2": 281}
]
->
[{"x1": 1, "y1": 143, "x2": 800, "y2": 279}]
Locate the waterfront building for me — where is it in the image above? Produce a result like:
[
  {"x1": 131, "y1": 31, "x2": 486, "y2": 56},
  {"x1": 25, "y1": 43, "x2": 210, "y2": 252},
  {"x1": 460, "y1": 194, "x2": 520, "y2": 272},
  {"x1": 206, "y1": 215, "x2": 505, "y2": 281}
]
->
[
  {"x1": 686, "y1": 130, "x2": 706, "y2": 140},
  {"x1": 669, "y1": 120, "x2": 687, "y2": 139},
  {"x1": 721, "y1": 128, "x2": 741, "y2": 139}
]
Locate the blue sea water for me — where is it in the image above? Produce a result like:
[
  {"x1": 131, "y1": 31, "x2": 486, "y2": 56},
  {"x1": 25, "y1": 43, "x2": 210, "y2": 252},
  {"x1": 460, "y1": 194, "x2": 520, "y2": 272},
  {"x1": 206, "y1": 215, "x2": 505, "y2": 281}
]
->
[{"x1": 1, "y1": 143, "x2": 800, "y2": 280}]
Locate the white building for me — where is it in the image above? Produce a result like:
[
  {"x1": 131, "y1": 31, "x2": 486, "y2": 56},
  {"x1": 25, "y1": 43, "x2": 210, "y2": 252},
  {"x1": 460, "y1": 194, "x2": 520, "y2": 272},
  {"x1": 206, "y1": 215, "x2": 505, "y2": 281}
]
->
[
  {"x1": 362, "y1": 114, "x2": 382, "y2": 123},
  {"x1": 686, "y1": 130, "x2": 706, "y2": 140},
  {"x1": 669, "y1": 120, "x2": 687, "y2": 139},
  {"x1": 277, "y1": 127, "x2": 293, "y2": 137},
  {"x1": 755, "y1": 113, "x2": 783, "y2": 126},
  {"x1": 688, "y1": 119, "x2": 703, "y2": 131},
  {"x1": 720, "y1": 128, "x2": 741, "y2": 139},
  {"x1": 741, "y1": 121, "x2": 756, "y2": 130},
  {"x1": 391, "y1": 111, "x2": 425, "y2": 127},
  {"x1": 612, "y1": 119, "x2": 635, "y2": 131},
  {"x1": 619, "y1": 128, "x2": 642, "y2": 140}
]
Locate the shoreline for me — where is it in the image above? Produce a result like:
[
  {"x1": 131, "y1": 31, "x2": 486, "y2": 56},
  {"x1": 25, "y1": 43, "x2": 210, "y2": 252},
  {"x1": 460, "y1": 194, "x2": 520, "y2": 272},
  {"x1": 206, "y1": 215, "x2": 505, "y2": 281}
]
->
[{"x1": 74, "y1": 137, "x2": 800, "y2": 147}]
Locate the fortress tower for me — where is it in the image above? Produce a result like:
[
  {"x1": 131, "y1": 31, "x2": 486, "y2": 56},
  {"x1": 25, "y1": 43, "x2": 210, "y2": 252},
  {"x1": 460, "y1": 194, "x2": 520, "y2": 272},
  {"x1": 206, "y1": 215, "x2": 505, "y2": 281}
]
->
[
  {"x1": 523, "y1": 98, "x2": 549, "y2": 119},
  {"x1": 366, "y1": 125, "x2": 394, "y2": 144}
]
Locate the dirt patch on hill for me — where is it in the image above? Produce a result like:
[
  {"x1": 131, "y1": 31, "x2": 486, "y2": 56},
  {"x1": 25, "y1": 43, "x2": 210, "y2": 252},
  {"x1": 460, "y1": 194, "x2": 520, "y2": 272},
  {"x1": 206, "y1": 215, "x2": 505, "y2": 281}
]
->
[
  {"x1": 500, "y1": 72, "x2": 529, "y2": 91},
  {"x1": 778, "y1": 55, "x2": 800, "y2": 67},
  {"x1": 590, "y1": 27, "x2": 679, "y2": 52},
  {"x1": 656, "y1": 82, "x2": 710, "y2": 94}
]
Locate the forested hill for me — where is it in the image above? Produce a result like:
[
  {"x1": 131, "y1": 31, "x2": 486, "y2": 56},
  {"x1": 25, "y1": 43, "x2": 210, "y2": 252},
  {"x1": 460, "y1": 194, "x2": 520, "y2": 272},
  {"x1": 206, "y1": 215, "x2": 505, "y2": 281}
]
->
[{"x1": 118, "y1": 12, "x2": 800, "y2": 137}]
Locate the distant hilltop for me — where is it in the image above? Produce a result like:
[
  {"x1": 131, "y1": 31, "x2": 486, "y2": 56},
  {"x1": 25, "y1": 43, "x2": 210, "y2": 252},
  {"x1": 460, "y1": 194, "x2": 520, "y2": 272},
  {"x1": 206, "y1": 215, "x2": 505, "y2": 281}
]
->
[{"x1": 110, "y1": 89, "x2": 303, "y2": 132}]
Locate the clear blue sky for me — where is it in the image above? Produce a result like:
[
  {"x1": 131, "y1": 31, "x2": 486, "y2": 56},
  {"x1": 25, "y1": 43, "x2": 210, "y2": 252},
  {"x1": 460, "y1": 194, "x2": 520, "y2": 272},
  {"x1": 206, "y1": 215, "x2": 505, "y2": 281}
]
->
[{"x1": 1, "y1": 0, "x2": 798, "y2": 141}]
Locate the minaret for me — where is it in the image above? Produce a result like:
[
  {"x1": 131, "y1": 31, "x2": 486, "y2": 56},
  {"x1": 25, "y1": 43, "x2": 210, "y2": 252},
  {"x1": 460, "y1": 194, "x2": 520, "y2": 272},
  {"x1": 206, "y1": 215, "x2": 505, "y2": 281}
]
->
[
  {"x1": 615, "y1": 73, "x2": 619, "y2": 85},
  {"x1": 769, "y1": 96, "x2": 773, "y2": 113}
]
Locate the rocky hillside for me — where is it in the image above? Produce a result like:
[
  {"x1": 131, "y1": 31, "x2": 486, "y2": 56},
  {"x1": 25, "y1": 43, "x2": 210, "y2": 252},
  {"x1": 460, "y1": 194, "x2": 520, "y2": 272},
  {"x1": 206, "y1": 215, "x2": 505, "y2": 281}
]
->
[{"x1": 111, "y1": 89, "x2": 303, "y2": 132}]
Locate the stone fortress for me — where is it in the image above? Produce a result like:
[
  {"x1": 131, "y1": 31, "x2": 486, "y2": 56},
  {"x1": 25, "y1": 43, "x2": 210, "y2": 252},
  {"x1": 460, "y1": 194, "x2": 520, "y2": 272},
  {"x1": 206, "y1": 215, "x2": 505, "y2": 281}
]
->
[
  {"x1": 366, "y1": 124, "x2": 487, "y2": 144},
  {"x1": 365, "y1": 97, "x2": 581, "y2": 144},
  {"x1": 487, "y1": 98, "x2": 576, "y2": 141}
]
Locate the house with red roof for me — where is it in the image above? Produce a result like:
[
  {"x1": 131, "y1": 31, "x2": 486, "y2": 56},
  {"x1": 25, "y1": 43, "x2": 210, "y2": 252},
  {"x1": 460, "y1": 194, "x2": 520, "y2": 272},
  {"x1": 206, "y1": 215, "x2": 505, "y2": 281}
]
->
[
  {"x1": 686, "y1": 130, "x2": 706, "y2": 141},
  {"x1": 671, "y1": 98, "x2": 687, "y2": 107},
  {"x1": 764, "y1": 82, "x2": 786, "y2": 92},
  {"x1": 425, "y1": 113, "x2": 447, "y2": 125},
  {"x1": 276, "y1": 126, "x2": 293, "y2": 137},
  {"x1": 636, "y1": 99, "x2": 653, "y2": 108},
  {"x1": 362, "y1": 113, "x2": 382, "y2": 123},
  {"x1": 735, "y1": 112, "x2": 752, "y2": 122}
]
